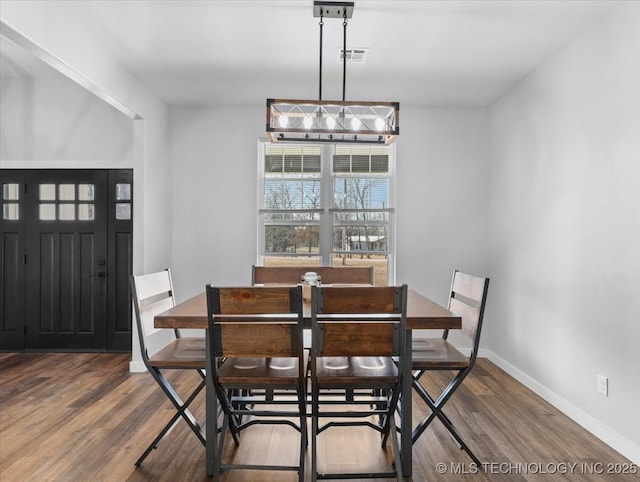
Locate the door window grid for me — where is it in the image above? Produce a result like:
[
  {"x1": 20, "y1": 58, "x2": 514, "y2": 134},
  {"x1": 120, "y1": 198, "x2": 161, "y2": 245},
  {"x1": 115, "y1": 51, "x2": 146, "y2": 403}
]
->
[
  {"x1": 37, "y1": 183, "x2": 95, "y2": 221},
  {"x1": 115, "y1": 183, "x2": 132, "y2": 219},
  {"x1": 2, "y1": 183, "x2": 20, "y2": 220}
]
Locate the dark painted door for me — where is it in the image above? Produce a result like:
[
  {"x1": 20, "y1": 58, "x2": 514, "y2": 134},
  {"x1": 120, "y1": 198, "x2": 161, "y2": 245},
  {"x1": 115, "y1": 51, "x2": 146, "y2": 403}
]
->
[
  {"x1": 106, "y1": 169, "x2": 134, "y2": 352},
  {"x1": 0, "y1": 169, "x2": 132, "y2": 351},
  {"x1": 0, "y1": 171, "x2": 26, "y2": 350},
  {"x1": 25, "y1": 170, "x2": 108, "y2": 350}
]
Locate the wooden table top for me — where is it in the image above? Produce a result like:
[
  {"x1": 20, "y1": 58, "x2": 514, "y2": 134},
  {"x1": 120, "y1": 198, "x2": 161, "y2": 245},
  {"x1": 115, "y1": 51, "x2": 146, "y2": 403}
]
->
[{"x1": 154, "y1": 288, "x2": 461, "y2": 331}]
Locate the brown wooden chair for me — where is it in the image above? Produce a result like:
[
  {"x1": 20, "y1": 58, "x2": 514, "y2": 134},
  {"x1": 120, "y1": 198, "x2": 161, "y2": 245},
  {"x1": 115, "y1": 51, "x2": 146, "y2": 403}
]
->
[
  {"x1": 130, "y1": 269, "x2": 206, "y2": 466},
  {"x1": 411, "y1": 270, "x2": 490, "y2": 465},
  {"x1": 206, "y1": 285, "x2": 306, "y2": 482},
  {"x1": 252, "y1": 264, "x2": 376, "y2": 386},
  {"x1": 251, "y1": 264, "x2": 374, "y2": 285},
  {"x1": 310, "y1": 285, "x2": 408, "y2": 481}
]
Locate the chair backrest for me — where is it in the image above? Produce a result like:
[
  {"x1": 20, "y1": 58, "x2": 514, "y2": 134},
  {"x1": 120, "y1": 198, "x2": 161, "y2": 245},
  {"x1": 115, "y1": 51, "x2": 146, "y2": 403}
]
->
[
  {"x1": 252, "y1": 265, "x2": 374, "y2": 286},
  {"x1": 130, "y1": 269, "x2": 177, "y2": 363},
  {"x1": 446, "y1": 270, "x2": 490, "y2": 356},
  {"x1": 206, "y1": 286, "x2": 304, "y2": 359},
  {"x1": 311, "y1": 285, "x2": 407, "y2": 357}
]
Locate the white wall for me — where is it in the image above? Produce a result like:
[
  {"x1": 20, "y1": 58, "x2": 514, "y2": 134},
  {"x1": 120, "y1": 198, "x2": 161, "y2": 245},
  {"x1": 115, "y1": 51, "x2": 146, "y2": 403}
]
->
[
  {"x1": 396, "y1": 106, "x2": 490, "y2": 347},
  {"x1": 1, "y1": 77, "x2": 133, "y2": 164},
  {"x1": 169, "y1": 105, "x2": 265, "y2": 299},
  {"x1": 487, "y1": 2, "x2": 640, "y2": 462},
  {"x1": 396, "y1": 107, "x2": 490, "y2": 296}
]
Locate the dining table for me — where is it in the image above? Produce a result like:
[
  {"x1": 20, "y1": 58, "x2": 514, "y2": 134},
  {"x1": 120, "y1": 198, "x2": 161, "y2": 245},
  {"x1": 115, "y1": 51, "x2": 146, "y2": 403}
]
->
[{"x1": 154, "y1": 287, "x2": 461, "y2": 477}]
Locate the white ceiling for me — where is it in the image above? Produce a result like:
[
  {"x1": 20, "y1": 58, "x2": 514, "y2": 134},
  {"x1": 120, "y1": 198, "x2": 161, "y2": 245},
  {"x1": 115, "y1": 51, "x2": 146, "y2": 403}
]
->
[{"x1": 1, "y1": 0, "x2": 619, "y2": 107}]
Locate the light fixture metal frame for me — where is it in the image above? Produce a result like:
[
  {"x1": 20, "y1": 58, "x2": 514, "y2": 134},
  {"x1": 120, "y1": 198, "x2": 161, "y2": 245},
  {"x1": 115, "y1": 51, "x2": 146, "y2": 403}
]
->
[
  {"x1": 313, "y1": 1, "x2": 353, "y2": 18},
  {"x1": 267, "y1": 98, "x2": 399, "y2": 145},
  {"x1": 266, "y1": 1, "x2": 399, "y2": 145}
]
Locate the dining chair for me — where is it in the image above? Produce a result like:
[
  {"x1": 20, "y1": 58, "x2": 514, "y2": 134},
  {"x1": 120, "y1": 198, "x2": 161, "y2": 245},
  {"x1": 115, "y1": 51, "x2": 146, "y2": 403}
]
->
[
  {"x1": 130, "y1": 269, "x2": 206, "y2": 466},
  {"x1": 251, "y1": 264, "x2": 374, "y2": 285},
  {"x1": 310, "y1": 284, "x2": 408, "y2": 481},
  {"x1": 252, "y1": 264, "x2": 376, "y2": 385},
  {"x1": 206, "y1": 285, "x2": 307, "y2": 482},
  {"x1": 410, "y1": 270, "x2": 490, "y2": 466}
]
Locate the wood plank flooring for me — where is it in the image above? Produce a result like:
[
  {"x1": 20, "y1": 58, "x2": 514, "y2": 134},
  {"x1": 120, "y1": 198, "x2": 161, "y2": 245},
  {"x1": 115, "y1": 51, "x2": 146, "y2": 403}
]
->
[{"x1": 0, "y1": 353, "x2": 636, "y2": 481}]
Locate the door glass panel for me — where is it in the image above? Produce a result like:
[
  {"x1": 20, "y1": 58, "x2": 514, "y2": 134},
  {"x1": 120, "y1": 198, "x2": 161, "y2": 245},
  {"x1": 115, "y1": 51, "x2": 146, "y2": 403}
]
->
[
  {"x1": 78, "y1": 204, "x2": 95, "y2": 220},
  {"x1": 39, "y1": 203, "x2": 56, "y2": 220},
  {"x1": 39, "y1": 184, "x2": 56, "y2": 200},
  {"x1": 116, "y1": 183, "x2": 131, "y2": 201},
  {"x1": 3, "y1": 203, "x2": 19, "y2": 220},
  {"x1": 78, "y1": 184, "x2": 95, "y2": 201},
  {"x1": 59, "y1": 184, "x2": 76, "y2": 201},
  {"x1": 3, "y1": 183, "x2": 19, "y2": 200},
  {"x1": 58, "y1": 204, "x2": 75, "y2": 220},
  {"x1": 115, "y1": 203, "x2": 131, "y2": 220}
]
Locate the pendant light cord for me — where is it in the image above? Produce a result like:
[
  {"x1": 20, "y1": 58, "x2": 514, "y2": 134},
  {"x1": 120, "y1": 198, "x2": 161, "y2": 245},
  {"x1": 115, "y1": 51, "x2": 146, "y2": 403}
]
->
[
  {"x1": 319, "y1": 14, "x2": 324, "y2": 101},
  {"x1": 318, "y1": 9, "x2": 348, "y2": 102},
  {"x1": 342, "y1": 13, "x2": 347, "y2": 101}
]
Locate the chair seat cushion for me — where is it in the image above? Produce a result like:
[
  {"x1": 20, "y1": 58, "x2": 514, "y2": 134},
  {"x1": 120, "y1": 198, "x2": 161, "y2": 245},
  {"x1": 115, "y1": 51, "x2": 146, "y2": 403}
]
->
[
  {"x1": 149, "y1": 337, "x2": 206, "y2": 369},
  {"x1": 412, "y1": 338, "x2": 470, "y2": 369},
  {"x1": 217, "y1": 357, "x2": 304, "y2": 386},
  {"x1": 315, "y1": 356, "x2": 398, "y2": 387}
]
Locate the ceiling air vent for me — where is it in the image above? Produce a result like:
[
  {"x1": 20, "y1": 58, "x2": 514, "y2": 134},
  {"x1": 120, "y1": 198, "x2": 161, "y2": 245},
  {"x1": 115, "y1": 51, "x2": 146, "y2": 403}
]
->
[{"x1": 339, "y1": 48, "x2": 369, "y2": 63}]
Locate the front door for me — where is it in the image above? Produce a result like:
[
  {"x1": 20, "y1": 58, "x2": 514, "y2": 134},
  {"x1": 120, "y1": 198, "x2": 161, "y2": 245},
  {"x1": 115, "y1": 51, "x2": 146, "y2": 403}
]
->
[
  {"x1": 25, "y1": 170, "x2": 107, "y2": 350},
  {"x1": 0, "y1": 169, "x2": 132, "y2": 351}
]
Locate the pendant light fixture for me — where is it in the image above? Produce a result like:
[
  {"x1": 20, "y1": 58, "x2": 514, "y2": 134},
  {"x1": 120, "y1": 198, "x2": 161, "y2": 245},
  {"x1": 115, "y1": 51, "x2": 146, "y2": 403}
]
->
[{"x1": 266, "y1": 1, "x2": 399, "y2": 145}]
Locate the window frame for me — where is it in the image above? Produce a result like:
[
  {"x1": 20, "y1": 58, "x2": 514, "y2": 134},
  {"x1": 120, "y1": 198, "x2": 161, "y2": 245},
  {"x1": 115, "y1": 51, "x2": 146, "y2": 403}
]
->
[{"x1": 257, "y1": 141, "x2": 396, "y2": 284}]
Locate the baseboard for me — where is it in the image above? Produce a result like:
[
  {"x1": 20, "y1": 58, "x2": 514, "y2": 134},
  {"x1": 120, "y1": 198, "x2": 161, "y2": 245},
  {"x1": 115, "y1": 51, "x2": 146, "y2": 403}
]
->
[
  {"x1": 129, "y1": 360, "x2": 147, "y2": 373},
  {"x1": 480, "y1": 348, "x2": 640, "y2": 465}
]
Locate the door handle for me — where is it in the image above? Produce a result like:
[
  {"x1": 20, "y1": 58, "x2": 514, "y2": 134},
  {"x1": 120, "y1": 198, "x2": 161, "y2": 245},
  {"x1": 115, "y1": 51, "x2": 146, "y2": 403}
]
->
[{"x1": 89, "y1": 272, "x2": 107, "y2": 278}]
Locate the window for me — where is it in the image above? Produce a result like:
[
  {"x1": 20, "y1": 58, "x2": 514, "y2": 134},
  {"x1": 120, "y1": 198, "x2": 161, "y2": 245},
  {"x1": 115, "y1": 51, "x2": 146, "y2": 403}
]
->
[
  {"x1": 2, "y1": 183, "x2": 20, "y2": 220},
  {"x1": 258, "y1": 142, "x2": 395, "y2": 285},
  {"x1": 37, "y1": 183, "x2": 95, "y2": 221},
  {"x1": 115, "y1": 183, "x2": 132, "y2": 220}
]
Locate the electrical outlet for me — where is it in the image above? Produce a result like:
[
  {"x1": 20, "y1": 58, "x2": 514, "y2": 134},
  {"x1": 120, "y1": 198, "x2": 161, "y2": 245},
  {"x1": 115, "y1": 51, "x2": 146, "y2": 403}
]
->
[{"x1": 597, "y1": 374, "x2": 608, "y2": 396}]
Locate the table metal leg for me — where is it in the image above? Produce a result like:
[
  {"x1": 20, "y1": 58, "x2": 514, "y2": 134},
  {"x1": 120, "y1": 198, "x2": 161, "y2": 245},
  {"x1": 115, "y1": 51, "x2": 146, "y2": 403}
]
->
[
  {"x1": 401, "y1": 331, "x2": 413, "y2": 476},
  {"x1": 205, "y1": 330, "x2": 217, "y2": 477}
]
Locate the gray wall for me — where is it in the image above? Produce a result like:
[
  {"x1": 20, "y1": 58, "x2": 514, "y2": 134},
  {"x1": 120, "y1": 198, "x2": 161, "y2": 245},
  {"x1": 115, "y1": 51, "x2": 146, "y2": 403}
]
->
[
  {"x1": 487, "y1": 3, "x2": 640, "y2": 460},
  {"x1": 0, "y1": 78, "x2": 133, "y2": 164},
  {"x1": 169, "y1": 105, "x2": 264, "y2": 296}
]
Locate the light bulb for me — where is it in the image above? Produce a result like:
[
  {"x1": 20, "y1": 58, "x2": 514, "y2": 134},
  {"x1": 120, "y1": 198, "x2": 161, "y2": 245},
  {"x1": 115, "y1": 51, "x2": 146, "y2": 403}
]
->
[
  {"x1": 326, "y1": 116, "x2": 336, "y2": 129},
  {"x1": 303, "y1": 116, "x2": 313, "y2": 129},
  {"x1": 278, "y1": 115, "x2": 289, "y2": 128},
  {"x1": 351, "y1": 117, "x2": 361, "y2": 130},
  {"x1": 375, "y1": 117, "x2": 385, "y2": 131}
]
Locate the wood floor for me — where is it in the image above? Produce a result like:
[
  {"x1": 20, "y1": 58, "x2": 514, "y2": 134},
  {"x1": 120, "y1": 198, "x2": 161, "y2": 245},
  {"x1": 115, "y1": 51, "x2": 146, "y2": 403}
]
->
[{"x1": 0, "y1": 353, "x2": 636, "y2": 481}]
